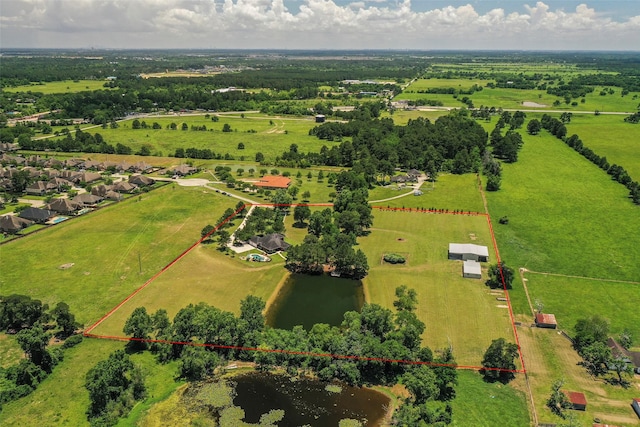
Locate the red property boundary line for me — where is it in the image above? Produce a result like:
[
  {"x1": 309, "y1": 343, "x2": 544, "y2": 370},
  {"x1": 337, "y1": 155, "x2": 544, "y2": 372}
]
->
[{"x1": 84, "y1": 203, "x2": 525, "y2": 375}]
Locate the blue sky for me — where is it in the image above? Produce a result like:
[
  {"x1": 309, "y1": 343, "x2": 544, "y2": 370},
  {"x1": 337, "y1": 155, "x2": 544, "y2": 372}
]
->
[{"x1": 1, "y1": 0, "x2": 639, "y2": 50}]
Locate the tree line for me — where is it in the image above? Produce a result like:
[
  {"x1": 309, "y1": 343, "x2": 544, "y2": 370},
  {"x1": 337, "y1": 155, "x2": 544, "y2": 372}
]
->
[
  {"x1": 119, "y1": 287, "x2": 458, "y2": 425},
  {"x1": 540, "y1": 114, "x2": 640, "y2": 204}
]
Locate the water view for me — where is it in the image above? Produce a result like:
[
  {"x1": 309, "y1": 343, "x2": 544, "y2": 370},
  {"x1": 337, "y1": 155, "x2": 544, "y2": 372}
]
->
[
  {"x1": 231, "y1": 372, "x2": 390, "y2": 426},
  {"x1": 266, "y1": 274, "x2": 365, "y2": 330}
]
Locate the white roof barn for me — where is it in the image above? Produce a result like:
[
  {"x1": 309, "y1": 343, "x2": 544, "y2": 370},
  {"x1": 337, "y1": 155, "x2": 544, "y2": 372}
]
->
[
  {"x1": 462, "y1": 260, "x2": 482, "y2": 279},
  {"x1": 448, "y1": 243, "x2": 489, "y2": 262}
]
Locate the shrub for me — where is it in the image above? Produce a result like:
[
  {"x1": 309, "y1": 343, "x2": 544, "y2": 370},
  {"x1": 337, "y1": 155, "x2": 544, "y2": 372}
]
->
[
  {"x1": 384, "y1": 253, "x2": 406, "y2": 264},
  {"x1": 62, "y1": 334, "x2": 83, "y2": 349}
]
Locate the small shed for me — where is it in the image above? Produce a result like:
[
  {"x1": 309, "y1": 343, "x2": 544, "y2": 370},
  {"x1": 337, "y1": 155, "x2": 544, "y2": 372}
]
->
[
  {"x1": 564, "y1": 391, "x2": 587, "y2": 411},
  {"x1": 535, "y1": 313, "x2": 558, "y2": 329},
  {"x1": 315, "y1": 114, "x2": 326, "y2": 123},
  {"x1": 462, "y1": 260, "x2": 482, "y2": 279},
  {"x1": 633, "y1": 398, "x2": 640, "y2": 419},
  {"x1": 448, "y1": 243, "x2": 489, "y2": 262}
]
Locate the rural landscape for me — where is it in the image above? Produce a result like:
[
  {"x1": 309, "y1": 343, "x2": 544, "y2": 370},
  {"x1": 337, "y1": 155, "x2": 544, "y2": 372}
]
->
[{"x1": 0, "y1": 48, "x2": 639, "y2": 427}]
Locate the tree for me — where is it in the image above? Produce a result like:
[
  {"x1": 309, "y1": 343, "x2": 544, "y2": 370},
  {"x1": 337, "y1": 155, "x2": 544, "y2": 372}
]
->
[
  {"x1": 123, "y1": 307, "x2": 153, "y2": 349},
  {"x1": 618, "y1": 329, "x2": 633, "y2": 350},
  {"x1": 610, "y1": 353, "x2": 634, "y2": 386},
  {"x1": 293, "y1": 204, "x2": 311, "y2": 226},
  {"x1": 16, "y1": 324, "x2": 52, "y2": 370},
  {"x1": 486, "y1": 262, "x2": 514, "y2": 289},
  {"x1": 237, "y1": 142, "x2": 245, "y2": 150},
  {"x1": 527, "y1": 119, "x2": 541, "y2": 135},
  {"x1": 179, "y1": 346, "x2": 219, "y2": 381},
  {"x1": 236, "y1": 168, "x2": 244, "y2": 176},
  {"x1": 288, "y1": 185, "x2": 299, "y2": 199},
  {"x1": 547, "y1": 379, "x2": 571, "y2": 418},
  {"x1": 201, "y1": 224, "x2": 215, "y2": 242},
  {"x1": 0, "y1": 294, "x2": 48, "y2": 331},
  {"x1": 181, "y1": 122, "x2": 188, "y2": 131},
  {"x1": 302, "y1": 190, "x2": 311, "y2": 201},
  {"x1": 217, "y1": 229, "x2": 231, "y2": 250},
  {"x1": 394, "y1": 285, "x2": 418, "y2": 312},
  {"x1": 132, "y1": 119, "x2": 141, "y2": 129},
  {"x1": 481, "y1": 338, "x2": 519, "y2": 383},
  {"x1": 579, "y1": 341, "x2": 611, "y2": 377},
  {"x1": 51, "y1": 302, "x2": 79, "y2": 338},
  {"x1": 573, "y1": 315, "x2": 609, "y2": 352},
  {"x1": 255, "y1": 152, "x2": 265, "y2": 163},
  {"x1": 222, "y1": 123, "x2": 232, "y2": 132}
]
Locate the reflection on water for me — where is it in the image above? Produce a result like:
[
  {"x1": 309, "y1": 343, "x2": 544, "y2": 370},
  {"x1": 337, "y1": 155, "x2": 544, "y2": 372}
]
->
[
  {"x1": 266, "y1": 274, "x2": 365, "y2": 330},
  {"x1": 231, "y1": 372, "x2": 389, "y2": 426}
]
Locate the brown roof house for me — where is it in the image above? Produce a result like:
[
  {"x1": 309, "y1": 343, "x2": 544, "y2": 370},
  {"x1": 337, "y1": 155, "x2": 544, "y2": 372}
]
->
[
  {"x1": 72, "y1": 172, "x2": 101, "y2": 184},
  {"x1": 45, "y1": 198, "x2": 82, "y2": 215},
  {"x1": 129, "y1": 174, "x2": 155, "y2": 186},
  {"x1": 73, "y1": 193, "x2": 103, "y2": 207},
  {"x1": 248, "y1": 233, "x2": 290, "y2": 254},
  {"x1": 171, "y1": 164, "x2": 197, "y2": 176},
  {"x1": 535, "y1": 313, "x2": 558, "y2": 329},
  {"x1": 113, "y1": 181, "x2": 137, "y2": 193},
  {"x1": 48, "y1": 177, "x2": 73, "y2": 192},
  {"x1": 25, "y1": 181, "x2": 49, "y2": 196},
  {"x1": 0, "y1": 215, "x2": 33, "y2": 233}
]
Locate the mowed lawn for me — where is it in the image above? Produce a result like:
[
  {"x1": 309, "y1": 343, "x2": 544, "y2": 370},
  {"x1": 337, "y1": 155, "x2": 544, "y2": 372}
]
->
[
  {"x1": 0, "y1": 184, "x2": 237, "y2": 327},
  {"x1": 90, "y1": 245, "x2": 287, "y2": 337},
  {"x1": 361, "y1": 210, "x2": 516, "y2": 367},
  {"x1": 564, "y1": 113, "x2": 640, "y2": 180}
]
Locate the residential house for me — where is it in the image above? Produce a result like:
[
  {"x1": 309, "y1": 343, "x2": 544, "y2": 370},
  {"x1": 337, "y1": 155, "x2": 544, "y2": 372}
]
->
[
  {"x1": 0, "y1": 215, "x2": 33, "y2": 233},
  {"x1": 113, "y1": 181, "x2": 137, "y2": 193},
  {"x1": 171, "y1": 164, "x2": 197, "y2": 176},
  {"x1": 19, "y1": 207, "x2": 55, "y2": 223},
  {"x1": 25, "y1": 181, "x2": 48, "y2": 196},
  {"x1": 73, "y1": 193, "x2": 103, "y2": 207},
  {"x1": 248, "y1": 233, "x2": 290, "y2": 254},
  {"x1": 129, "y1": 174, "x2": 155, "y2": 186},
  {"x1": 45, "y1": 198, "x2": 82, "y2": 215}
]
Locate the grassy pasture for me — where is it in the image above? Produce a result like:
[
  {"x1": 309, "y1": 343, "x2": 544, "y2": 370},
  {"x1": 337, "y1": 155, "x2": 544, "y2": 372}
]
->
[
  {"x1": 451, "y1": 370, "x2": 530, "y2": 427},
  {"x1": 0, "y1": 185, "x2": 237, "y2": 327},
  {"x1": 369, "y1": 173, "x2": 485, "y2": 213},
  {"x1": 485, "y1": 128, "x2": 640, "y2": 288},
  {"x1": 563, "y1": 113, "x2": 640, "y2": 180},
  {"x1": 361, "y1": 210, "x2": 515, "y2": 367},
  {"x1": 57, "y1": 114, "x2": 331, "y2": 161},
  {"x1": 397, "y1": 79, "x2": 640, "y2": 112},
  {"x1": 3, "y1": 80, "x2": 111, "y2": 94}
]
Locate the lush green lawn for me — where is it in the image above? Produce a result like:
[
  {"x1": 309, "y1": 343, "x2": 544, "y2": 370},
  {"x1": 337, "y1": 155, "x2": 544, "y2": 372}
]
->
[
  {"x1": 563, "y1": 113, "x2": 640, "y2": 180},
  {"x1": 4, "y1": 80, "x2": 112, "y2": 94},
  {"x1": 362, "y1": 210, "x2": 515, "y2": 366},
  {"x1": 451, "y1": 370, "x2": 530, "y2": 427},
  {"x1": 0, "y1": 185, "x2": 237, "y2": 327}
]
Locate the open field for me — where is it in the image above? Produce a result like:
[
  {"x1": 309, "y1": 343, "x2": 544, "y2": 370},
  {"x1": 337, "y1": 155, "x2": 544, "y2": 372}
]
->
[
  {"x1": 46, "y1": 114, "x2": 333, "y2": 161},
  {"x1": 369, "y1": 173, "x2": 485, "y2": 213},
  {"x1": 362, "y1": 210, "x2": 516, "y2": 367},
  {"x1": 451, "y1": 370, "x2": 530, "y2": 427},
  {"x1": 521, "y1": 273, "x2": 640, "y2": 339},
  {"x1": 564, "y1": 113, "x2": 640, "y2": 179},
  {"x1": 3, "y1": 80, "x2": 111, "y2": 94},
  {"x1": 485, "y1": 127, "x2": 640, "y2": 289},
  {"x1": 517, "y1": 326, "x2": 640, "y2": 427},
  {"x1": 89, "y1": 244, "x2": 287, "y2": 336},
  {"x1": 0, "y1": 184, "x2": 237, "y2": 327},
  {"x1": 397, "y1": 79, "x2": 640, "y2": 112}
]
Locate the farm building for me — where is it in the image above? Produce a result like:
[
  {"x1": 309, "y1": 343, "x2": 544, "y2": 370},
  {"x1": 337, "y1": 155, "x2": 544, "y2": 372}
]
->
[
  {"x1": 448, "y1": 243, "x2": 489, "y2": 262},
  {"x1": 462, "y1": 260, "x2": 482, "y2": 279},
  {"x1": 315, "y1": 114, "x2": 326, "y2": 123},
  {"x1": 535, "y1": 313, "x2": 558, "y2": 329},
  {"x1": 253, "y1": 176, "x2": 291, "y2": 190},
  {"x1": 633, "y1": 398, "x2": 640, "y2": 418},
  {"x1": 248, "y1": 233, "x2": 290, "y2": 254},
  {"x1": 564, "y1": 391, "x2": 587, "y2": 411}
]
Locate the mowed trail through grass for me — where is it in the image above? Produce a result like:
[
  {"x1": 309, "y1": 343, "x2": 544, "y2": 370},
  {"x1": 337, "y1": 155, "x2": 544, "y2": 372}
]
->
[
  {"x1": 362, "y1": 210, "x2": 515, "y2": 367},
  {"x1": 0, "y1": 185, "x2": 236, "y2": 327}
]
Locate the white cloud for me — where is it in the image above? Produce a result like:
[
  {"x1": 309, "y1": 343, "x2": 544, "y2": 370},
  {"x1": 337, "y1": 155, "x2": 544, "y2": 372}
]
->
[{"x1": 0, "y1": 0, "x2": 638, "y2": 49}]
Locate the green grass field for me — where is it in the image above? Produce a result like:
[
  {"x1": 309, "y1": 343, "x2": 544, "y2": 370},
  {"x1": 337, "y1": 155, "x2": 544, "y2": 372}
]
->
[
  {"x1": 362, "y1": 210, "x2": 515, "y2": 366},
  {"x1": 563, "y1": 113, "x2": 640, "y2": 180},
  {"x1": 451, "y1": 370, "x2": 530, "y2": 427},
  {"x1": 397, "y1": 79, "x2": 640, "y2": 112},
  {"x1": 0, "y1": 184, "x2": 237, "y2": 327},
  {"x1": 3, "y1": 80, "x2": 111, "y2": 94},
  {"x1": 51, "y1": 114, "x2": 333, "y2": 161}
]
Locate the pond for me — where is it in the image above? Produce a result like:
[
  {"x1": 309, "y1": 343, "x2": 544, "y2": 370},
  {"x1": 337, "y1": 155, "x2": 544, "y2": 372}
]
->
[
  {"x1": 266, "y1": 274, "x2": 364, "y2": 330},
  {"x1": 230, "y1": 372, "x2": 390, "y2": 426}
]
